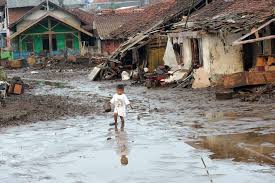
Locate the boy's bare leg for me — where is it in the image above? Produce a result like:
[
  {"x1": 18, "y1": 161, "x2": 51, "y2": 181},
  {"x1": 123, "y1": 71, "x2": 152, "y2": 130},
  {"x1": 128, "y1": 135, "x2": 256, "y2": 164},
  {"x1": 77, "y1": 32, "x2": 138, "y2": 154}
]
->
[
  {"x1": 114, "y1": 113, "x2": 118, "y2": 126},
  {"x1": 109, "y1": 113, "x2": 118, "y2": 126},
  {"x1": 120, "y1": 116, "x2": 125, "y2": 129}
]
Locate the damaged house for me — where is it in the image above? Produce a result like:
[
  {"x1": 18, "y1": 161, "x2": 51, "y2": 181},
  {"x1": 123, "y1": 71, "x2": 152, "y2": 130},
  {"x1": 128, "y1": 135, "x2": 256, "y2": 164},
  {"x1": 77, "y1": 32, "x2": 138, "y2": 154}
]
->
[
  {"x1": 8, "y1": 0, "x2": 95, "y2": 59},
  {"x1": 7, "y1": 0, "x2": 87, "y2": 9},
  {"x1": 169, "y1": 0, "x2": 275, "y2": 88},
  {"x1": 93, "y1": 8, "x2": 142, "y2": 55},
  {"x1": 110, "y1": 0, "x2": 208, "y2": 73},
  {"x1": 0, "y1": 0, "x2": 7, "y2": 48}
]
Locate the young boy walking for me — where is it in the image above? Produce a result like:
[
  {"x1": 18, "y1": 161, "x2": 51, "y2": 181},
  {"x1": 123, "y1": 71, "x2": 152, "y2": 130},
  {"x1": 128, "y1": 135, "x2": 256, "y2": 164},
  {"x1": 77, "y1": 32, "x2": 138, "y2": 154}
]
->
[{"x1": 110, "y1": 84, "x2": 131, "y2": 127}]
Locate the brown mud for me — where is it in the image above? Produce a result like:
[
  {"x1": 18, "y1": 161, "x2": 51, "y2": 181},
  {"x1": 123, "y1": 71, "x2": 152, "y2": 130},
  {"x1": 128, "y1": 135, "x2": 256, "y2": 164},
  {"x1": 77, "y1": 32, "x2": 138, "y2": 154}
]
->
[{"x1": 0, "y1": 94, "x2": 104, "y2": 128}]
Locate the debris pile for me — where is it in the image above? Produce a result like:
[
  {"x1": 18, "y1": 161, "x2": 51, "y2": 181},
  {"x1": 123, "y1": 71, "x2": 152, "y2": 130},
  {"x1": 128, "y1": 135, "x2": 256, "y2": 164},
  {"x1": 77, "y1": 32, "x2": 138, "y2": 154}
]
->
[
  {"x1": 239, "y1": 84, "x2": 274, "y2": 102},
  {"x1": 8, "y1": 77, "x2": 25, "y2": 95},
  {"x1": 0, "y1": 81, "x2": 8, "y2": 107},
  {"x1": 216, "y1": 71, "x2": 275, "y2": 102},
  {"x1": 0, "y1": 66, "x2": 26, "y2": 108},
  {"x1": 0, "y1": 66, "x2": 7, "y2": 81}
]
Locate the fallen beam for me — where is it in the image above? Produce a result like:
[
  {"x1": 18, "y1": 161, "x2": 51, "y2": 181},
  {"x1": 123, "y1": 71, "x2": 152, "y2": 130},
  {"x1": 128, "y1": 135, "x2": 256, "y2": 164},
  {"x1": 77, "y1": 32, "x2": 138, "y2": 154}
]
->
[
  {"x1": 233, "y1": 35, "x2": 275, "y2": 45},
  {"x1": 224, "y1": 71, "x2": 275, "y2": 89}
]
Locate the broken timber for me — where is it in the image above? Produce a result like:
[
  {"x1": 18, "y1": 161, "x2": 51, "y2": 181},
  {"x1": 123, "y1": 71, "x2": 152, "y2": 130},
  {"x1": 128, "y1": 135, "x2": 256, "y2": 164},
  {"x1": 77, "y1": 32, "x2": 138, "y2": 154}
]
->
[
  {"x1": 224, "y1": 71, "x2": 275, "y2": 89},
  {"x1": 233, "y1": 18, "x2": 275, "y2": 45}
]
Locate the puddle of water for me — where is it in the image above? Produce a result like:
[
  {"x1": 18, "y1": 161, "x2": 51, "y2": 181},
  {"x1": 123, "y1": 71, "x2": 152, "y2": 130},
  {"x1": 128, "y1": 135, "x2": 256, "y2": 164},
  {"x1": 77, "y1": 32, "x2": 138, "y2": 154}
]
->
[
  {"x1": 187, "y1": 132, "x2": 275, "y2": 166},
  {"x1": 205, "y1": 111, "x2": 275, "y2": 122},
  {"x1": 0, "y1": 116, "x2": 275, "y2": 183},
  {"x1": 23, "y1": 78, "x2": 69, "y2": 88}
]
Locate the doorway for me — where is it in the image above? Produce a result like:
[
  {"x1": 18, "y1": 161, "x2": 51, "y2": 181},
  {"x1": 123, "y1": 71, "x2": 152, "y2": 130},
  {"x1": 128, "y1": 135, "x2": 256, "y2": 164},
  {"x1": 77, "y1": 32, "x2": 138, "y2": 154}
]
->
[
  {"x1": 191, "y1": 38, "x2": 203, "y2": 68},
  {"x1": 42, "y1": 35, "x2": 57, "y2": 51},
  {"x1": 42, "y1": 37, "x2": 49, "y2": 51},
  {"x1": 243, "y1": 43, "x2": 254, "y2": 71}
]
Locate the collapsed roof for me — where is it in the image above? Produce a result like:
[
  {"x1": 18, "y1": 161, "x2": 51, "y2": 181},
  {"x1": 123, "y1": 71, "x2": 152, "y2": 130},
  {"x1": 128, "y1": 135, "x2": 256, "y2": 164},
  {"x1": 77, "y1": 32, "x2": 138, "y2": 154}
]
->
[
  {"x1": 94, "y1": 10, "x2": 142, "y2": 40},
  {"x1": 110, "y1": 0, "x2": 207, "y2": 59},
  {"x1": 110, "y1": 0, "x2": 206, "y2": 39},
  {"x1": 174, "y1": 0, "x2": 275, "y2": 33}
]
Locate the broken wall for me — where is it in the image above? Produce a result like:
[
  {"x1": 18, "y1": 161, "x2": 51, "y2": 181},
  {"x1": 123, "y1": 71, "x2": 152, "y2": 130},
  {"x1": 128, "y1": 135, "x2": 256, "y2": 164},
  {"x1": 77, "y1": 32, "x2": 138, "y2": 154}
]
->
[
  {"x1": 202, "y1": 33, "x2": 244, "y2": 76},
  {"x1": 101, "y1": 40, "x2": 122, "y2": 55}
]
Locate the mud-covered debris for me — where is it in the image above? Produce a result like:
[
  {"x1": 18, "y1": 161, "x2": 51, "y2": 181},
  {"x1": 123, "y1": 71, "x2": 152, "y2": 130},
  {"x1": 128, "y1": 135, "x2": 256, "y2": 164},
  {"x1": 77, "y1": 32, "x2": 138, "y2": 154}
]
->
[
  {"x1": 0, "y1": 66, "x2": 7, "y2": 81},
  {"x1": 215, "y1": 90, "x2": 234, "y2": 100},
  {"x1": 104, "y1": 101, "x2": 112, "y2": 112},
  {"x1": 8, "y1": 77, "x2": 25, "y2": 95},
  {"x1": 240, "y1": 84, "x2": 274, "y2": 102}
]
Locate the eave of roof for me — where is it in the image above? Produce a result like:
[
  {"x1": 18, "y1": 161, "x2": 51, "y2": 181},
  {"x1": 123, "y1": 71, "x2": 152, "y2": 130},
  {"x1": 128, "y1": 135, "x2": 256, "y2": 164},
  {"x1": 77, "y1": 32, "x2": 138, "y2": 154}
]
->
[
  {"x1": 9, "y1": 0, "x2": 84, "y2": 29},
  {"x1": 10, "y1": 12, "x2": 93, "y2": 39}
]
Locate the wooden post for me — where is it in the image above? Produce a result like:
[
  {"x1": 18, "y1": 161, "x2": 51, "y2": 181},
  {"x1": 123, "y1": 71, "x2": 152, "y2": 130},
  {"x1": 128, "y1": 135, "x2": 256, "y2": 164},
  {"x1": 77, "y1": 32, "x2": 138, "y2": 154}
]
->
[
  {"x1": 78, "y1": 31, "x2": 81, "y2": 54},
  {"x1": 46, "y1": 0, "x2": 49, "y2": 11},
  {"x1": 48, "y1": 18, "x2": 53, "y2": 56},
  {"x1": 19, "y1": 36, "x2": 22, "y2": 58}
]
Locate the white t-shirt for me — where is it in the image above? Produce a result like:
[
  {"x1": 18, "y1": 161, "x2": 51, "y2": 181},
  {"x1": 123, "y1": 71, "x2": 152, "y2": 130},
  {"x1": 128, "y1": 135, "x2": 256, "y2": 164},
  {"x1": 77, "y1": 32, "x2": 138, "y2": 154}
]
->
[{"x1": 110, "y1": 94, "x2": 130, "y2": 117}]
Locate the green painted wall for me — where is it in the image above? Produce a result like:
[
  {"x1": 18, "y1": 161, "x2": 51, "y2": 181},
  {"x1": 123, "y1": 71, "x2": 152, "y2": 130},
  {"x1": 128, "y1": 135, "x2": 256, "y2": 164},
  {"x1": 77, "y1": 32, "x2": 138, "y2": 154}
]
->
[
  {"x1": 19, "y1": 20, "x2": 80, "y2": 53},
  {"x1": 34, "y1": 35, "x2": 43, "y2": 53},
  {"x1": 21, "y1": 35, "x2": 42, "y2": 53},
  {"x1": 52, "y1": 24, "x2": 74, "y2": 32},
  {"x1": 74, "y1": 35, "x2": 80, "y2": 51},
  {"x1": 56, "y1": 34, "x2": 65, "y2": 50},
  {"x1": 24, "y1": 23, "x2": 48, "y2": 34}
]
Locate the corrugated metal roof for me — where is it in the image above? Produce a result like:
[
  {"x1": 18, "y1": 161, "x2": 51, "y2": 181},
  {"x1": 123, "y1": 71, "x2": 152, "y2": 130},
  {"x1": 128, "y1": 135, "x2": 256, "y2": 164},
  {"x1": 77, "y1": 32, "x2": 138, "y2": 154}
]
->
[{"x1": 7, "y1": 0, "x2": 85, "y2": 8}]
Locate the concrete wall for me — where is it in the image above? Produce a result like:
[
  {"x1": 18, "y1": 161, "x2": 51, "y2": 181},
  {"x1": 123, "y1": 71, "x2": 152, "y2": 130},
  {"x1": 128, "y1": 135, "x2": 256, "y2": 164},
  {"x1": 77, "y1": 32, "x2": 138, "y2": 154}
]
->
[
  {"x1": 202, "y1": 33, "x2": 244, "y2": 75},
  {"x1": 180, "y1": 33, "x2": 244, "y2": 80}
]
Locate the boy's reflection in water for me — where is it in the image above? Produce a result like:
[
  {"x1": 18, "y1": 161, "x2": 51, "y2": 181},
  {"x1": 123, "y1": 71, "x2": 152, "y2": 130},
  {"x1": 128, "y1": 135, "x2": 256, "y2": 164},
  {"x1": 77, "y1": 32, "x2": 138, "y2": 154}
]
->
[{"x1": 115, "y1": 125, "x2": 130, "y2": 166}]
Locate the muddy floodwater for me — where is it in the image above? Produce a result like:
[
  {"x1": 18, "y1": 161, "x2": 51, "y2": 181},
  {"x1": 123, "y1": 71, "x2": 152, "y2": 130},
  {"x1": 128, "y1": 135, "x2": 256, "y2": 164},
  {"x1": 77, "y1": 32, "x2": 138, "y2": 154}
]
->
[{"x1": 1, "y1": 70, "x2": 275, "y2": 183}]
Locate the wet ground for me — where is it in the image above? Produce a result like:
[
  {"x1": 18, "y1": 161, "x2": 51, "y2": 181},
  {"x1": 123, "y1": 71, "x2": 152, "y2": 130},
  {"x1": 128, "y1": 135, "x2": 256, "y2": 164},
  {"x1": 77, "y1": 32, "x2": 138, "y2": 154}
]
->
[{"x1": 0, "y1": 69, "x2": 275, "y2": 183}]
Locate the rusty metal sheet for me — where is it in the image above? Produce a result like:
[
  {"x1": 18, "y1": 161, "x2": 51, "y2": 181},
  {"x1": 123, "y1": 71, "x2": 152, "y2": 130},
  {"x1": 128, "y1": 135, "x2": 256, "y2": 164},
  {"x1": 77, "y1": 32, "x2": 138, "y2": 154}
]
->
[{"x1": 224, "y1": 71, "x2": 275, "y2": 89}]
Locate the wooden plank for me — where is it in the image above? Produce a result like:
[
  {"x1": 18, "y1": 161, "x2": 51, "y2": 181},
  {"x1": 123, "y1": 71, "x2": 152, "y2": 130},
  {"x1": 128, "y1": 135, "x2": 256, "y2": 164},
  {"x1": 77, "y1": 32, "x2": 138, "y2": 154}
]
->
[
  {"x1": 48, "y1": 18, "x2": 53, "y2": 55},
  {"x1": 21, "y1": 31, "x2": 78, "y2": 36},
  {"x1": 233, "y1": 35, "x2": 275, "y2": 45},
  {"x1": 234, "y1": 19, "x2": 275, "y2": 43},
  {"x1": 169, "y1": 31, "x2": 201, "y2": 38},
  {"x1": 224, "y1": 71, "x2": 275, "y2": 89}
]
